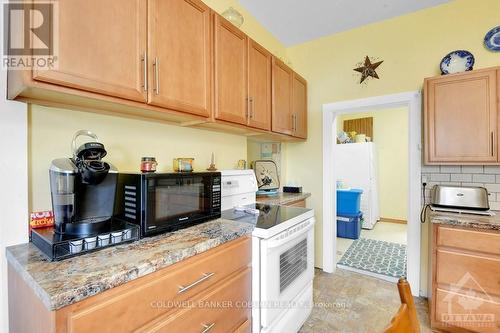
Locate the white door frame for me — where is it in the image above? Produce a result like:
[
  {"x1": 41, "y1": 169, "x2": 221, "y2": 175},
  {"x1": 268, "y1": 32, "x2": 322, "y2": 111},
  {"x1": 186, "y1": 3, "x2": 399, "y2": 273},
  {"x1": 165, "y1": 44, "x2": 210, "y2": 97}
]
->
[{"x1": 322, "y1": 91, "x2": 422, "y2": 296}]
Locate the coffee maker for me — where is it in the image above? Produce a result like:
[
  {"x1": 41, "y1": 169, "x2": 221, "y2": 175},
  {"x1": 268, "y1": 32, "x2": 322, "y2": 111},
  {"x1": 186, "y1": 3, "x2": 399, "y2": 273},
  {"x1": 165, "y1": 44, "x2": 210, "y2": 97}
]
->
[
  {"x1": 50, "y1": 130, "x2": 117, "y2": 236},
  {"x1": 31, "y1": 130, "x2": 139, "y2": 261}
]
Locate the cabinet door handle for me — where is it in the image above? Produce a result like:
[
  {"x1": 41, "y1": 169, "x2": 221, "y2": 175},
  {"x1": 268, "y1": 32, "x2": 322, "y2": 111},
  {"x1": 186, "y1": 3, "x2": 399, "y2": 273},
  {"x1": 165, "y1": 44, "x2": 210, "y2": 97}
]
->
[
  {"x1": 178, "y1": 272, "x2": 214, "y2": 294},
  {"x1": 246, "y1": 97, "x2": 249, "y2": 119},
  {"x1": 250, "y1": 97, "x2": 254, "y2": 119},
  {"x1": 141, "y1": 52, "x2": 148, "y2": 92},
  {"x1": 201, "y1": 323, "x2": 215, "y2": 333},
  {"x1": 491, "y1": 132, "x2": 494, "y2": 156},
  {"x1": 153, "y1": 57, "x2": 160, "y2": 95}
]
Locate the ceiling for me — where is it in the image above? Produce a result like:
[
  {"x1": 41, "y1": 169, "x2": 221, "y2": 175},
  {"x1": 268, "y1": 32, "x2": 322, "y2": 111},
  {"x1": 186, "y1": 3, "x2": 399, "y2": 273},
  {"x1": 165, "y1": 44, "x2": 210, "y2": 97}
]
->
[{"x1": 238, "y1": 0, "x2": 450, "y2": 46}]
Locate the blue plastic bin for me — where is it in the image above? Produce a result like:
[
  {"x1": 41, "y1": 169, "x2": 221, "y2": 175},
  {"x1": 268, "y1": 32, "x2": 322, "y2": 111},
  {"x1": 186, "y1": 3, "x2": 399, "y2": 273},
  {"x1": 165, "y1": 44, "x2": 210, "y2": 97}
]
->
[
  {"x1": 337, "y1": 212, "x2": 363, "y2": 239},
  {"x1": 337, "y1": 189, "x2": 363, "y2": 215}
]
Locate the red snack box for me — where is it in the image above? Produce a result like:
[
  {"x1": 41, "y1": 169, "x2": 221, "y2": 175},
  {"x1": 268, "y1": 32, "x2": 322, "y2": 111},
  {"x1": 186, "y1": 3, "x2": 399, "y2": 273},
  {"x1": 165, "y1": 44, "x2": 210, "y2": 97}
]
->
[{"x1": 30, "y1": 210, "x2": 54, "y2": 231}]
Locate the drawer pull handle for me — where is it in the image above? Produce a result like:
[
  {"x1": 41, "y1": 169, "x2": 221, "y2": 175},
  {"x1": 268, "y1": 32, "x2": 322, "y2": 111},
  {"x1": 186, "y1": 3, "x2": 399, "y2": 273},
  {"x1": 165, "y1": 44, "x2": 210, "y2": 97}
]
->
[
  {"x1": 201, "y1": 322, "x2": 215, "y2": 333},
  {"x1": 178, "y1": 272, "x2": 215, "y2": 294}
]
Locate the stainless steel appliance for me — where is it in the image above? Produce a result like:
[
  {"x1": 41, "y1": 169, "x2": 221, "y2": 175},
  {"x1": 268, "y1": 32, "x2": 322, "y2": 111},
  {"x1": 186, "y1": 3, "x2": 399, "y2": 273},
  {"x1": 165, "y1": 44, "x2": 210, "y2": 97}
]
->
[
  {"x1": 115, "y1": 172, "x2": 221, "y2": 237},
  {"x1": 430, "y1": 185, "x2": 489, "y2": 210}
]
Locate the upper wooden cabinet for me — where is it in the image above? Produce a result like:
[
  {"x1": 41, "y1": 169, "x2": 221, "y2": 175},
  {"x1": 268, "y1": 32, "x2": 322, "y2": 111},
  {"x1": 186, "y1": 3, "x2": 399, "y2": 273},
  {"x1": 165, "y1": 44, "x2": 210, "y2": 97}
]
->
[
  {"x1": 8, "y1": 0, "x2": 307, "y2": 141},
  {"x1": 214, "y1": 15, "x2": 248, "y2": 125},
  {"x1": 272, "y1": 58, "x2": 293, "y2": 136},
  {"x1": 33, "y1": 0, "x2": 147, "y2": 102},
  {"x1": 247, "y1": 39, "x2": 272, "y2": 131},
  {"x1": 148, "y1": 0, "x2": 212, "y2": 117},
  {"x1": 424, "y1": 68, "x2": 499, "y2": 164},
  {"x1": 292, "y1": 73, "x2": 308, "y2": 139},
  {"x1": 272, "y1": 58, "x2": 308, "y2": 138}
]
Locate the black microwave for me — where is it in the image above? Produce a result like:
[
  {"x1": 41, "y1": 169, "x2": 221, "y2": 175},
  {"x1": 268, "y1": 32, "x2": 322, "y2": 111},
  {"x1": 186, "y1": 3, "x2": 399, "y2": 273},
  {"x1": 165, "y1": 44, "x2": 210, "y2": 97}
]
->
[{"x1": 115, "y1": 172, "x2": 221, "y2": 237}]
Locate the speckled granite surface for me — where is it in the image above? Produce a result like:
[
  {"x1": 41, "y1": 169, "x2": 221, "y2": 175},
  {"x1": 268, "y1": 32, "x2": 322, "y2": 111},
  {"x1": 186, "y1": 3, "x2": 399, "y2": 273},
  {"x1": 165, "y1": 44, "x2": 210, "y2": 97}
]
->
[
  {"x1": 6, "y1": 219, "x2": 254, "y2": 311},
  {"x1": 429, "y1": 211, "x2": 500, "y2": 231},
  {"x1": 256, "y1": 192, "x2": 311, "y2": 205}
]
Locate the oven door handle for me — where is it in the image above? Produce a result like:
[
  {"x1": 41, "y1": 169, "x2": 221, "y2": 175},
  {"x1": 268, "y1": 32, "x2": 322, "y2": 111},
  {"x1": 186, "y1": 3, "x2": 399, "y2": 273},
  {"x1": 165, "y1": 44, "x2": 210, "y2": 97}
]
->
[{"x1": 266, "y1": 218, "x2": 315, "y2": 249}]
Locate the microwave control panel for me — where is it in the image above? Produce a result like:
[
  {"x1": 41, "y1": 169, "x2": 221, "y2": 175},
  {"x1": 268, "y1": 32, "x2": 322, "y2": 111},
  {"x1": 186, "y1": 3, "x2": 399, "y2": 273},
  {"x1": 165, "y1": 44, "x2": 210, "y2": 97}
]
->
[{"x1": 212, "y1": 176, "x2": 221, "y2": 210}]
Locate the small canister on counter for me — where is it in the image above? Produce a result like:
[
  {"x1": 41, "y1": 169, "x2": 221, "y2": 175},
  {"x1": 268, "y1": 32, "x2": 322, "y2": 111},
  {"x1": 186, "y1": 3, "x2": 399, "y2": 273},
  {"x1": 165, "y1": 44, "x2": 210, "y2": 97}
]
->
[
  {"x1": 173, "y1": 158, "x2": 194, "y2": 172},
  {"x1": 141, "y1": 157, "x2": 157, "y2": 173}
]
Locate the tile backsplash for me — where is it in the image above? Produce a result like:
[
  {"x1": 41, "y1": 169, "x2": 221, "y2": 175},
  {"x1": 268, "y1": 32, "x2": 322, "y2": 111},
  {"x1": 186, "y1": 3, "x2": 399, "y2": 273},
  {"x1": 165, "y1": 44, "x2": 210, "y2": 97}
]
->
[{"x1": 421, "y1": 165, "x2": 500, "y2": 210}]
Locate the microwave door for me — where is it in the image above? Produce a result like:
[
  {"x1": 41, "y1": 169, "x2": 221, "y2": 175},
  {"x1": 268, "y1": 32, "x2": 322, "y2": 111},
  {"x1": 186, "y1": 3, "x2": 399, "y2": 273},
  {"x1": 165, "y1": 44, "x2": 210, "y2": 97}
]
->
[{"x1": 147, "y1": 176, "x2": 209, "y2": 231}]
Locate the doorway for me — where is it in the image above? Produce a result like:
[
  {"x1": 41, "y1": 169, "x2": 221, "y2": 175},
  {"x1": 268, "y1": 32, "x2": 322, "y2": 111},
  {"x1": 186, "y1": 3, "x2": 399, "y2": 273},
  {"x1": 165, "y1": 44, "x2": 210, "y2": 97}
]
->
[
  {"x1": 335, "y1": 108, "x2": 408, "y2": 282},
  {"x1": 321, "y1": 91, "x2": 422, "y2": 295}
]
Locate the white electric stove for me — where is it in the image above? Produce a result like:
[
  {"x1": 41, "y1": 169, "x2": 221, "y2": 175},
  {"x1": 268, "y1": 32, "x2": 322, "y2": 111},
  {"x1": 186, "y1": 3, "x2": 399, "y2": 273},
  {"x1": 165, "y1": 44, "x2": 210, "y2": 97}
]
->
[{"x1": 221, "y1": 170, "x2": 315, "y2": 333}]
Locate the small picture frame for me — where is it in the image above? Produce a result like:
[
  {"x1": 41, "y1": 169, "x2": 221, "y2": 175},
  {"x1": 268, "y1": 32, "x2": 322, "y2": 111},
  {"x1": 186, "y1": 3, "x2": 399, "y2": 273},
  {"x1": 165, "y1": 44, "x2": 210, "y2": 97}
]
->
[{"x1": 253, "y1": 160, "x2": 280, "y2": 190}]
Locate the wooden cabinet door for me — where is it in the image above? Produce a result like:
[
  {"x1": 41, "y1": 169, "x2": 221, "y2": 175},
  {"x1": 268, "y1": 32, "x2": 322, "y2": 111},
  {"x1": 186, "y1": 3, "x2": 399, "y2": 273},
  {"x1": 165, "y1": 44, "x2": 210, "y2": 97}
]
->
[
  {"x1": 425, "y1": 70, "x2": 498, "y2": 163},
  {"x1": 148, "y1": 0, "x2": 211, "y2": 117},
  {"x1": 33, "y1": 0, "x2": 147, "y2": 102},
  {"x1": 247, "y1": 39, "x2": 271, "y2": 130},
  {"x1": 292, "y1": 73, "x2": 307, "y2": 139},
  {"x1": 214, "y1": 15, "x2": 248, "y2": 125},
  {"x1": 272, "y1": 58, "x2": 293, "y2": 135}
]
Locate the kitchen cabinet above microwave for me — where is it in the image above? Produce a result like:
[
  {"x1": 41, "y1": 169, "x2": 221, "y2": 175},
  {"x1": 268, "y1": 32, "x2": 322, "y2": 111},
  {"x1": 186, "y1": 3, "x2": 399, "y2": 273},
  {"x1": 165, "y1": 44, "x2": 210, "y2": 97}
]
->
[
  {"x1": 7, "y1": 0, "x2": 307, "y2": 142},
  {"x1": 424, "y1": 66, "x2": 500, "y2": 164}
]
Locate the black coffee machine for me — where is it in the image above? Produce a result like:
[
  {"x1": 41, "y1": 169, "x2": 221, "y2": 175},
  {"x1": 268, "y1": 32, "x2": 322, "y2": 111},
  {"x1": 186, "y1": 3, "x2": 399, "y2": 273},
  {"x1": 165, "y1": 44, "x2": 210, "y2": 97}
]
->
[
  {"x1": 31, "y1": 130, "x2": 139, "y2": 260},
  {"x1": 49, "y1": 130, "x2": 117, "y2": 235}
]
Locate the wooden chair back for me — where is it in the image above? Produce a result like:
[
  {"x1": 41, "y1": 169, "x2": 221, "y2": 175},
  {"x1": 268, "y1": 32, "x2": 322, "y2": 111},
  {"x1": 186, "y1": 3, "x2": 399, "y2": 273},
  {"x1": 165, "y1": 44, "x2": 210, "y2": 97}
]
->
[{"x1": 383, "y1": 277, "x2": 421, "y2": 333}]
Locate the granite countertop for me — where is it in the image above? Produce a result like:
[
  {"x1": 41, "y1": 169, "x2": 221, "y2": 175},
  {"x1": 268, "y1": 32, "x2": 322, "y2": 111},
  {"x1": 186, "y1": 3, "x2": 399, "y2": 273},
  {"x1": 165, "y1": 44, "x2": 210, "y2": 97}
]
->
[
  {"x1": 6, "y1": 219, "x2": 254, "y2": 311},
  {"x1": 256, "y1": 192, "x2": 311, "y2": 206},
  {"x1": 429, "y1": 210, "x2": 500, "y2": 231}
]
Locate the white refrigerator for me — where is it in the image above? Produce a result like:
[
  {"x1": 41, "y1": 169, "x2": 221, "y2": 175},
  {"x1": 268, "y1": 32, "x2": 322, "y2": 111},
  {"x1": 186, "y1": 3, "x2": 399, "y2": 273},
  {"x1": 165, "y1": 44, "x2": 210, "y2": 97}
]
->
[{"x1": 335, "y1": 142, "x2": 380, "y2": 229}]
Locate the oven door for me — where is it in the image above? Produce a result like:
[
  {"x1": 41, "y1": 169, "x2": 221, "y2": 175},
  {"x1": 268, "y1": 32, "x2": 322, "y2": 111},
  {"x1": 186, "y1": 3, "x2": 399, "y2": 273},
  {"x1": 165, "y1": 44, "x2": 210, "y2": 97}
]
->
[
  {"x1": 260, "y1": 217, "x2": 315, "y2": 329},
  {"x1": 144, "y1": 174, "x2": 213, "y2": 233}
]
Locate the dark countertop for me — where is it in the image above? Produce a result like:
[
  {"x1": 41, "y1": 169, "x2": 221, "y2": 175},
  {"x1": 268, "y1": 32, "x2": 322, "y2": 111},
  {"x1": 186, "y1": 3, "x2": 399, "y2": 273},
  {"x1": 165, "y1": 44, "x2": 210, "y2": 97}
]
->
[
  {"x1": 6, "y1": 218, "x2": 254, "y2": 311},
  {"x1": 256, "y1": 192, "x2": 311, "y2": 206},
  {"x1": 429, "y1": 210, "x2": 500, "y2": 231}
]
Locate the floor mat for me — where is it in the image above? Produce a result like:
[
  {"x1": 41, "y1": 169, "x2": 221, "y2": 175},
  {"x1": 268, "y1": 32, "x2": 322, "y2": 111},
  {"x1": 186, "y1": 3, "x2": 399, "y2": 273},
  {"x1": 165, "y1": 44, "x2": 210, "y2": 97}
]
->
[{"x1": 337, "y1": 238, "x2": 407, "y2": 281}]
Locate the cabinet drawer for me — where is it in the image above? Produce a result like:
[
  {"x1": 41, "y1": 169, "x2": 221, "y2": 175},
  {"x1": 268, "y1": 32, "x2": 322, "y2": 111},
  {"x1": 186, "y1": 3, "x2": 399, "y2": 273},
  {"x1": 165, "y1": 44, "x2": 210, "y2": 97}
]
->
[
  {"x1": 137, "y1": 267, "x2": 251, "y2": 333},
  {"x1": 435, "y1": 288, "x2": 500, "y2": 333},
  {"x1": 436, "y1": 249, "x2": 500, "y2": 297},
  {"x1": 67, "y1": 237, "x2": 251, "y2": 333},
  {"x1": 438, "y1": 226, "x2": 500, "y2": 255}
]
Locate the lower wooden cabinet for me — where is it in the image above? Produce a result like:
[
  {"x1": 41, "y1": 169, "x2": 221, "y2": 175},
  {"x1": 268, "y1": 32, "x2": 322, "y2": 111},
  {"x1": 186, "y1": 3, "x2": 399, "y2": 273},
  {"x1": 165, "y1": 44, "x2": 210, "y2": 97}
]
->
[
  {"x1": 429, "y1": 224, "x2": 500, "y2": 332},
  {"x1": 9, "y1": 237, "x2": 251, "y2": 333},
  {"x1": 136, "y1": 268, "x2": 251, "y2": 332}
]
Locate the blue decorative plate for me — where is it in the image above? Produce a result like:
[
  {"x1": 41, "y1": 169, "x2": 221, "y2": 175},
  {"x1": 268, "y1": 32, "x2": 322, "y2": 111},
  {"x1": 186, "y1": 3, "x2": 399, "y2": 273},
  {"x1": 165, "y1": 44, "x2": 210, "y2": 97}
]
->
[
  {"x1": 484, "y1": 26, "x2": 500, "y2": 51},
  {"x1": 440, "y1": 50, "x2": 475, "y2": 75}
]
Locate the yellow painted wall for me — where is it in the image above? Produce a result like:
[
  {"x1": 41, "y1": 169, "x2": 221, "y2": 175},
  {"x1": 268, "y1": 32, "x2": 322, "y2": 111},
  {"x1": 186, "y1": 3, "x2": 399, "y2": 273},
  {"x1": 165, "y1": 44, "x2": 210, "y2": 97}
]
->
[
  {"x1": 285, "y1": 0, "x2": 500, "y2": 294},
  {"x1": 202, "y1": 0, "x2": 287, "y2": 59},
  {"x1": 29, "y1": 2, "x2": 286, "y2": 211},
  {"x1": 29, "y1": 105, "x2": 248, "y2": 210},
  {"x1": 337, "y1": 107, "x2": 409, "y2": 220}
]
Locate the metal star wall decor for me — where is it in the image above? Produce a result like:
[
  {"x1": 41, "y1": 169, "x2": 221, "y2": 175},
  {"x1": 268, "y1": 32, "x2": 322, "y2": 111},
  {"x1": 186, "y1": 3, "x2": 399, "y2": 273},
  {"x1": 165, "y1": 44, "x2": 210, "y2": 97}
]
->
[{"x1": 353, "y1": 56, "x2": 384, "y2": 84}]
